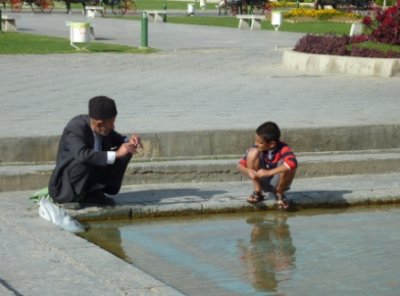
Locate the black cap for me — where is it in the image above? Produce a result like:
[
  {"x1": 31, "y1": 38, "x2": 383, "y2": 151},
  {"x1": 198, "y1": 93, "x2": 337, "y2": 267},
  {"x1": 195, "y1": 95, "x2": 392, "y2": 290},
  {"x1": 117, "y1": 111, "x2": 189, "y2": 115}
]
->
[{"x1": 88, "y1": 96, "x2": 117, "y2": 120}]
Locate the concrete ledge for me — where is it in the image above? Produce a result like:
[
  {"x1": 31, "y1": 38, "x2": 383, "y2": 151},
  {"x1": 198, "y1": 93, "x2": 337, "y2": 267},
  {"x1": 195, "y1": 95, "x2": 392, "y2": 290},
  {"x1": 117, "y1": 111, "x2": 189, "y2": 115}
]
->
[
  {"x1": 68, "y1": 173, "x2": 400, "y2": 221},
  {"x1": 282, "y1": 49, "x2": 400, "y2": 77},
  {"x1": 3, "y1": 150, "x2": 400, "y2": 192},
  {"x1": 2, "y1": 124, "x2": 400, "y2": 163}
]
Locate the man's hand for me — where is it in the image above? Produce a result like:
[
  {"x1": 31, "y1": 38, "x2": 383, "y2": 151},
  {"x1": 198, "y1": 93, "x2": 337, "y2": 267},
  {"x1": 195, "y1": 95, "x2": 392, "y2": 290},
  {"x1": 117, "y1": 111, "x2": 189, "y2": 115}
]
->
[
  {"x1": 116, "y1": 143, "x2": 136, "y2": 158},
  {"x1": 128, "y1": 134, "x2": 143, "y2": 152},
  {"x1": 116, "y1": 134, "x2": 142, "y2": 158}
]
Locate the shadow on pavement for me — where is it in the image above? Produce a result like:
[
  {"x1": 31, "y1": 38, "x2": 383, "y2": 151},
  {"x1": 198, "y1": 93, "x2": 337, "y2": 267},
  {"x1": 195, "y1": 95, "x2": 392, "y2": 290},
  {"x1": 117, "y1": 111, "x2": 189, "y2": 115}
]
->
[
  {"x1": 288, "y1": 189, "x2": 353, "y2": 210},
  {"x1": 116, "y1": 188, "x2": 228, "y2": 204}
]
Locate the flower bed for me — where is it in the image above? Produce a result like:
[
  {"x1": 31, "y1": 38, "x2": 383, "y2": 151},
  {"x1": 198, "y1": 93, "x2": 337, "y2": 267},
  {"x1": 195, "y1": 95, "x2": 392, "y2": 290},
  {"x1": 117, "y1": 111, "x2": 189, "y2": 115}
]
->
[
  {"x1": 292, "y1": 0, "x2": 400, "y2": 58},
  {"x1": 271, "y1": 1, "x2": 298, "y2": 8},
  {"x1": 283, "y1": 8, "x2": 361, "y2": 21},
  {"x1": 294, "y1": 34, "x2": 400, "y2": 57}
]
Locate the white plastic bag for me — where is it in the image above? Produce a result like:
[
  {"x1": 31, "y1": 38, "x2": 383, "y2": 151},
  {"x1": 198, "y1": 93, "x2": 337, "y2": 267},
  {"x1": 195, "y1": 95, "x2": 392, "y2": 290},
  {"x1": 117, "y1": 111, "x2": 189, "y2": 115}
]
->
[{"x1": 38, "y1": 198, "x2": 84, "y2": 233}]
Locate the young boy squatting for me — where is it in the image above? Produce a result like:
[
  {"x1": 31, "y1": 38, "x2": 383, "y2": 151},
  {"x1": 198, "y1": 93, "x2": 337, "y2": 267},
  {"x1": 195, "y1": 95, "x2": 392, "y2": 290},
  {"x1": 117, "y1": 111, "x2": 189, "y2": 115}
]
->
[{"x1": 238, "y1": 121, "x2": 297, "y2": 210}]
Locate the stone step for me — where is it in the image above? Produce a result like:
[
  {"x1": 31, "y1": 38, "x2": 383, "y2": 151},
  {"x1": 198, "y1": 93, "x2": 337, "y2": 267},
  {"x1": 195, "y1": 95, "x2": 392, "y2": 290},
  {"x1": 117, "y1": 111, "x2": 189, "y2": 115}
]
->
[
  {"x1": 1, "y1": 124, "x2": 400, "y2": 163},
  {"x1": 1, "y1": 149, "x2": 400, "y2": 192},
  {"x1": 70, "y1": 172, "x2": 400, "y2": 221}
]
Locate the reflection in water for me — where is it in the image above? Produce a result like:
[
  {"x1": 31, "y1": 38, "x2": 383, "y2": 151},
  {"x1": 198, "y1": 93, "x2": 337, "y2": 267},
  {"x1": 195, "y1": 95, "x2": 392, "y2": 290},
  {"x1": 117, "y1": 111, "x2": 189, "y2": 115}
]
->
[
  {"x1": 238, "y1": 214, "x2": 296, "y2": 294},
  {"x1": 79, "y1": 223, "x2": 127, "y2": 261}
]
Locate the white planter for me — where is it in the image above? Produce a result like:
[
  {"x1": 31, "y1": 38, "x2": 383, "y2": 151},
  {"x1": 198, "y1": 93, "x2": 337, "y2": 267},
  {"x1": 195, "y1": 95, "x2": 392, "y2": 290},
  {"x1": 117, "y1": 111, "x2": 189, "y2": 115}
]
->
[
  {"x1": 68, "y1": 22, "x2": 91, "y2": 43},
  {"x1": 187, "y1": 3, "x2": 195, "y2": 15}
]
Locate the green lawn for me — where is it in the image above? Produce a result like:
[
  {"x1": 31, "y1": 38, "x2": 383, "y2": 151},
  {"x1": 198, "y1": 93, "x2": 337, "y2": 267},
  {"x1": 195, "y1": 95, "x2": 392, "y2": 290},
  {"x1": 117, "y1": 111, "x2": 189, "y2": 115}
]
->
[
  {"x1": 275, "y1": 21, "x2": 351, "y2": 35},
  {"x1": 134, "y1": 0, "x2": 212, "y2": 10},
  {"x1": 59, "y1": 0, "x2": 351, "y2": 35},
  {"x1": 351, "y1": 41, "x2": 400, "y2": 53},
  {"x1": 67, "y1": 0, "x2": 216, "y2": 11},
  {"x1": 168, "y1": 16, "x2": 352, "y2": 34},
  {"x1": 122, "y1": 14, "x2": 353, "y2": 35},
  {"x1": 0, "y1": 32, "x2": 156, "y2": 54},
  {"x1": 0, "y1": 17, "x2": 354, "y2": 55},
  {"x1": 2, "y1": 1, "x2": 396, "y2": 55}
]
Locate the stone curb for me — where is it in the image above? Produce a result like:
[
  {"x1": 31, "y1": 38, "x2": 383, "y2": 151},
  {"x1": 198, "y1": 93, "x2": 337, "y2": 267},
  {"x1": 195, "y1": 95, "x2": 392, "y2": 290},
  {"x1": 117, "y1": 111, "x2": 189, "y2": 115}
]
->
[
  {"x1": 2, "y1": 150, "x2": 400, "y2": 192},
  {"x1": 66, "y1": 173, "x2": 400, "y2": 221},
  {"x1": 2, "y1": 124, "x2": 400, "y2": 163},
  {"x1": 282, "y1": 49, "x2": 400, "y2": 77}
]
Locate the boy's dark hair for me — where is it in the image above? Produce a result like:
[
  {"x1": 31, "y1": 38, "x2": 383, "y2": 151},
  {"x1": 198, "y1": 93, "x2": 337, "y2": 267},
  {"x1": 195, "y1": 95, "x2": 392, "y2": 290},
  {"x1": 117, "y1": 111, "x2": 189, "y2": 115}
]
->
[{"x1": 256, "y1": 121, "x2": 281, "y2": 142}]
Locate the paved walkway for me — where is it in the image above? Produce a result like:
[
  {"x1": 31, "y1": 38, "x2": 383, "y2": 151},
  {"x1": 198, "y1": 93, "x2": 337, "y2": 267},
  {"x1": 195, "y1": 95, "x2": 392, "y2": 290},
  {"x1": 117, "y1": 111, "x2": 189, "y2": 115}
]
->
[
  {"x1": 1, "y1": 13, "x2": 400, "y2": 138},
  {"x1": 1, "y1": 12, "x2": 400, "y2": 296},
  {"x1": 0, "y1": 188, "x2": 185, "y2": 296}
]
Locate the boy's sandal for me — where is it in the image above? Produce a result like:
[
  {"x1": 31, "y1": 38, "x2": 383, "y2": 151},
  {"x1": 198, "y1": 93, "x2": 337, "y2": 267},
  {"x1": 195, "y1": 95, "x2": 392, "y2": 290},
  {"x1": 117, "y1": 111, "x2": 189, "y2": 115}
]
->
[
  {"x1": 247, "y1": 191, "x2": 264, "y2": 204},
  {"x1": 276, "y1": 194, "x2": 289, "y2": 210}
]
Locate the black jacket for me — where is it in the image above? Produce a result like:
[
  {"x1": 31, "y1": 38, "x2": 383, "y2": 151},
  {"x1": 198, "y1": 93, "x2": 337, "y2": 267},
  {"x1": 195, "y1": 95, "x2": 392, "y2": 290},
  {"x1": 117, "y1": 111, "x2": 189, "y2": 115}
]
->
[{"x1": 48, "y1": 115, "x2": 125, "y2": 202}]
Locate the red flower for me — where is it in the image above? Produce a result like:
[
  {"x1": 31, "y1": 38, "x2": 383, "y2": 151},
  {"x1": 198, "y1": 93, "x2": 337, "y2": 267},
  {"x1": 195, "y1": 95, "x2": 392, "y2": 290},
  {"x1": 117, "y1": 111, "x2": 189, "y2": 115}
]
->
[{"x1": 362, "y1": 16, "x2": 372, "y2": 26}]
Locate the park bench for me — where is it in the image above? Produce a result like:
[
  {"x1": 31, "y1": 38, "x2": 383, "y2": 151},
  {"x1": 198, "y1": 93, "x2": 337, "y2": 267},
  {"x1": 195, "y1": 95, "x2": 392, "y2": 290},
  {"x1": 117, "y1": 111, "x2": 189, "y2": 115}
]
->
[
  {"x1": 85, "y1": 6, "x2": 104, "y2": 18},
  {"x1": 236, "y1": 14, "x2": 265, "y2": 30},
  {"x1": 145, "y1": 10, "x2": 167, "y2": 22},
  {"x1": 1, "y1": 15, "x2": 17, "y2": 32}
]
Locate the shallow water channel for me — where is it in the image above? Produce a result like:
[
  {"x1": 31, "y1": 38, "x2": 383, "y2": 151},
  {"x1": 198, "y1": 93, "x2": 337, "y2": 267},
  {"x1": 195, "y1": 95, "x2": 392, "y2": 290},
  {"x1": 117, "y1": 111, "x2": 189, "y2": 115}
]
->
[{"x1": 79, "y1": 205, "x2": 400, "y2": 296}]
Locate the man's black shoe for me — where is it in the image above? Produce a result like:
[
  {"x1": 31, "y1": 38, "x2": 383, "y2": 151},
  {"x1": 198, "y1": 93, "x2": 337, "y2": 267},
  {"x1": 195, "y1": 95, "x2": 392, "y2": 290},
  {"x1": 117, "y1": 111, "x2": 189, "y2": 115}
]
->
[{"x1": 83, "y1": 191, "x2": 116, "y2": 206}]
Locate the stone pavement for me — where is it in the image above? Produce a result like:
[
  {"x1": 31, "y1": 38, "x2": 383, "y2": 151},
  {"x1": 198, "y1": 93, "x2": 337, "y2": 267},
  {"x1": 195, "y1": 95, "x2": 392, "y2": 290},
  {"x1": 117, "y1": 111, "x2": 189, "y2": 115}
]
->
[
  {"x1": 2, "y1": 173, "x2": 400, "y2": 295},
  {"x1": 1, "y1": 12, "x2": 400, "y2": 296},
  {"x1": 0, "y1": 188, "x2": 185, "y2": 296},
  {"x1": 73, "y1": 173, "x2": 400, "y2": 221},
  {"x1": 1, "y1": 12, "x2": 400, "y2": 138}
]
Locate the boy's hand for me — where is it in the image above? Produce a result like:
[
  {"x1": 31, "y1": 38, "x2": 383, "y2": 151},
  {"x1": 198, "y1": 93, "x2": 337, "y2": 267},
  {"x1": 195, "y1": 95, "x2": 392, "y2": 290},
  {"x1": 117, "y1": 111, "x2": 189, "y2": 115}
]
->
[
  {"x1": 247, "y1": 168, "x2": 257, "y2": 179},
  {"x1": 256, "y1": 169, "x2": 272, "y2": 178}
]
